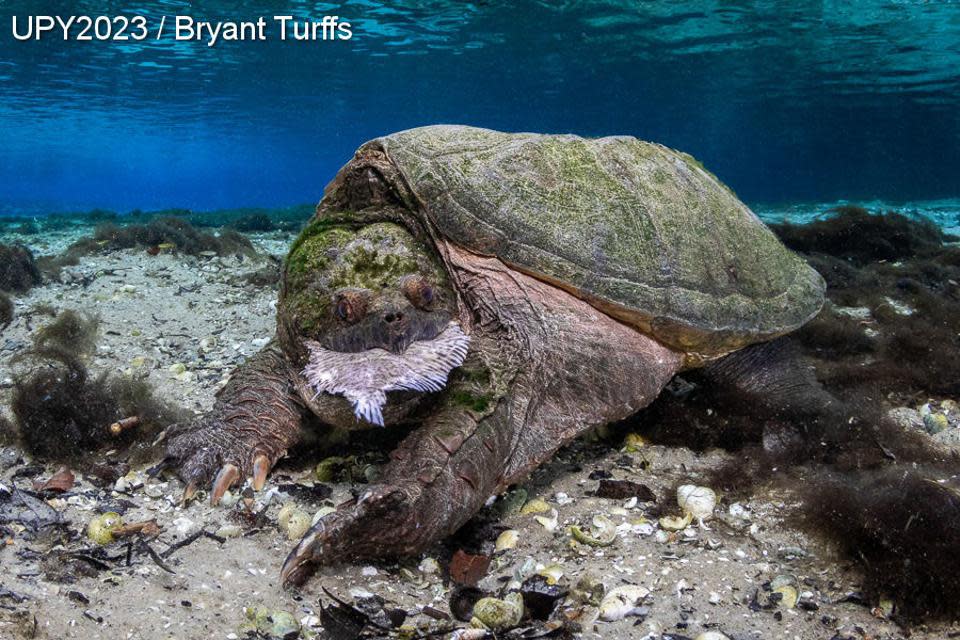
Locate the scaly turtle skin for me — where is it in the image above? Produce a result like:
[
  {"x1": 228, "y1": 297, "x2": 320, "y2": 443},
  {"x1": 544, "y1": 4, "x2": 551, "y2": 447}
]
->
[{"x1": 163, "y1": 126, "x2": 825, "y2": 586}]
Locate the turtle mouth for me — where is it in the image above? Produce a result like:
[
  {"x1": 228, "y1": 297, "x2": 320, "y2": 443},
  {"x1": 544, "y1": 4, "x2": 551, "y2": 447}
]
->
[{"x1": 301, "y1": 322, "x2": 470, "y2": 426}]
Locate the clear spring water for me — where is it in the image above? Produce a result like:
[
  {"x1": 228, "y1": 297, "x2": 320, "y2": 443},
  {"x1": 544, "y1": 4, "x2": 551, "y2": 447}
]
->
[{"x1": 0, "y1": 1, "x2": 958, "y2": 226}]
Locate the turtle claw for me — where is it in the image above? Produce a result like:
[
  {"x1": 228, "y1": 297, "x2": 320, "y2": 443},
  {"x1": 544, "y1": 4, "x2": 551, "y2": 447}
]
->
[
  {"x1": 252, "y1": 454, "x2": 271, "y2": 491},
  {"x1": 210, "y1": 463, "x2": 240, "y2": 505},
  {"x1": 280, "y1": 484, "x2": 414, "y2": 587},
  {"x1": 181, "y1": 482, "x2": 198, "y2": 505}
]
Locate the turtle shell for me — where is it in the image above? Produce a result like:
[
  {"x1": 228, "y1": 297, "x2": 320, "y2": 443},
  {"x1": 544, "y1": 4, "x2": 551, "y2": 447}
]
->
[{"x1": 317, "y1": 125, "x2": 825, "y2": 360}]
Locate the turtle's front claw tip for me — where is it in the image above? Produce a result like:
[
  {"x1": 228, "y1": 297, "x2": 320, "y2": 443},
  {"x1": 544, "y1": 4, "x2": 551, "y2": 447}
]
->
[
  {"x1": 251, "y1": 454, "x2": 270, "y2": 491},
  {"x1": 210, "y1": 463, "x2": 240, "y2": 506},
  {"x1": 280, "y1": 530, "x2": 321, "y2": 588},
  {"x1": 181, "y1": 482, "x2": 197, "y2": 505}
]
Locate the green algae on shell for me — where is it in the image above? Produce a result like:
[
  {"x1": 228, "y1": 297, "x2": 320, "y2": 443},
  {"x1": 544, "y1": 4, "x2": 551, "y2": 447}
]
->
[{"x1": 87, "y1": 511, "x2": 123, "y2": 545}]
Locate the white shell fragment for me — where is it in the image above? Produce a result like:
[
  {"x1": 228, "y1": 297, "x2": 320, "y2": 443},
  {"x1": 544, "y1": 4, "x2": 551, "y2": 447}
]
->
[
  {"x1": 534, "y1": 509, "x2": 559, "y2": 532},
  {"x1": 495, "y1": 529, "x2": 520, "y2": 552},
  {"x1": 570, "y1": 515, "x2": 617, "y2": 546},
  {"x1": 537, "y1": 564, "x2": 564, "y2": 584},
  {"x1": 677, "y1": 484, "x2": 717, "y2": 528},
  {"x1": 658, "y1": 513, "x2": 693, "y2": 531},
  {"x1": 599, "y1": 584, "x2": 650, "y2": 621},
  {"x1": 302, "y1": 322, "x2": 470, "y2": 426}
]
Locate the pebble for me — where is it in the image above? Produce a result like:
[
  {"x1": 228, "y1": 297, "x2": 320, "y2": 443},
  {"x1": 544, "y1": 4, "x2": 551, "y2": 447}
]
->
[
  {"x1": 418, "y1": 557, "x2": 440, "y2": 575},
  {"x1": 887, "y1": 406, "x2": 924, "y2": 431},
  {"x1": 172, "y1": 517, "x2": 198, "y2": 537},
  {"x1": 923, "y1": 412, "x2": 949, "y2": 435},
  {"x1": 144, "y1": 484, "x2": 164, "y2": 498},
  {"x1": 216, "y1": 524, "x2": 242, "y2": 539},
  {"x1": 520, "y1": 498, "x2": 550, "y2": 515},
  {"x1": 471, "y1": 592, "x2": 524, "y2": 630}
]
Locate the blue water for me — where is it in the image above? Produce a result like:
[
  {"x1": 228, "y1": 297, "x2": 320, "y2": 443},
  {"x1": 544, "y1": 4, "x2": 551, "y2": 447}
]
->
[{"x1": 1, "y1": 1, "x2": 958, "y2": 216}]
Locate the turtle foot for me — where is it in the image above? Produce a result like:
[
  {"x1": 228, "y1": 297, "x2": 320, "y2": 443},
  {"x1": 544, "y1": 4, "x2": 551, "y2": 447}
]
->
[
  {"x1": 280, "y1": 483, "x2": 422, "y2": 587},
  {"x1": 162, "y1": 416, "x2": 291, "y2": 505}
]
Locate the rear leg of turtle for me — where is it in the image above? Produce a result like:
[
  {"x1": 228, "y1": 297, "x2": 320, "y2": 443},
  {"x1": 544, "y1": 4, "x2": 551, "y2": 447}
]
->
[
  {"x1": 281, "y1": 245, "x2": 683, "y2": 585},
  {"x1": 163, "y1": 340, "x2": 308, "y2": 503}
]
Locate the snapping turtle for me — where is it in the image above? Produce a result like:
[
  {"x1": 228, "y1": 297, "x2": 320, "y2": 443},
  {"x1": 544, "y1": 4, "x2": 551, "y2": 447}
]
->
[{"x1": 163, "y1": 125, "x2": 825, "y2": 585}]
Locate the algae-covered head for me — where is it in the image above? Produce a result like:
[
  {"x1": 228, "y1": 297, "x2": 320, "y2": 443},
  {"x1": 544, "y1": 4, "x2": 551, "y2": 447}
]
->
[{"x1": 277, "y1": 220, "x2": 468, "y2": 427}]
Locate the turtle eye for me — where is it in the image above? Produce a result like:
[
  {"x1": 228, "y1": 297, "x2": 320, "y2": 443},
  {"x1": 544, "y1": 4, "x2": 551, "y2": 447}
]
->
[
  {"x1": 332, "y1": 291, "x2": 367, "y2": 324},
  {"x1": 401, "y1": 275, "x2": 436, "y2": 310}
]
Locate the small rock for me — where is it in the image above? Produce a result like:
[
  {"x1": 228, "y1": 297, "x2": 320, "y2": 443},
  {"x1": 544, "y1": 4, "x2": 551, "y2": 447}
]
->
[
  {"x1": 887, "y1": 407, "x2": 924, "y2": 431},
  {"x1": 924, "y1": 412, "x2": 950, "y2": 435},
  {"x1": 418, "y1": 557, "x2": 440, "y2": 575},
  {"x1": 519, "y1": 498, "x2": 550, "y2": 515},
  {"x1": 216, "y1": 524, "x2": 242, "y2": 539},
  {"x1": 172, "y1": 517, "x2": 198, "y2": 537}
]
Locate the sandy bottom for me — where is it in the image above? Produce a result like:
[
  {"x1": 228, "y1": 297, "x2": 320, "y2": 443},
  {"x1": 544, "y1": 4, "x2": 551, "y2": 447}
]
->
[{"x1": 0, "y1": 228, "x2": 955, "y2": 640}]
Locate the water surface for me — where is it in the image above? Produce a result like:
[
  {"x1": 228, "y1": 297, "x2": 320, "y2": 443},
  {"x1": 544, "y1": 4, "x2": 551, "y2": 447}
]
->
[{"x1": 1, "y1": 1, "x2": 958, "y2": 215}]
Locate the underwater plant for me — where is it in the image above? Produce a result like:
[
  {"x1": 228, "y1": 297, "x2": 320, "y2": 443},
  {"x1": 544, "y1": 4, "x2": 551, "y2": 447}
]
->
[
  {"x1": 91, "y1": 216, "x2": 257, "y2": 256},
  {"x1": 36, "y1": 216, "x2": 261, "y2": 279},
  {"x1": 634, "y1": 205, "x2": 960, "y2": 620},
  {"x1": 0, "y1": 291, "x2": 13, "y2": 331},
  {"x1": 8, "y1": 310, "x2": 186, "y2": 464},
  {"x1": 0, "y1": 242, "x2": 42, "y2": 292},
  {"x1": 229, "y1": 212, "x2": 276, "y2": 232},
  {"x1": 772, "y1": 204, "x2": 954, "y2": 266}
]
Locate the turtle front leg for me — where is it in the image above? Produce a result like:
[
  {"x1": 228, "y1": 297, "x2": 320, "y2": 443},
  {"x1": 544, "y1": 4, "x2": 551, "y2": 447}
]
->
[
  {"x1": 281, "y1": 391, "x2": 510, "y2": 586},
  {"x1": 163, "y1": 340, "x2": 307, "y2": 503}
]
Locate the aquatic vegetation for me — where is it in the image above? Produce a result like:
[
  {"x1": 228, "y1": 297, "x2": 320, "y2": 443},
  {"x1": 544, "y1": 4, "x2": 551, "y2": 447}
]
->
[
  {"x1": 772, "y1": 205, "x2": 955, "y2": 266},
  {"x1": 626, "y1": 206, "x2": 960, "y2": 620},
  {"x1": 91, "y1": 217, "x2": 257, "y2": 257},
  {"x1": 228, "y1": 212, "x2": 276, "y2": 232},
  {"x1": 0, "y1": 291, "x2": 12, "y2": 330},
  {"x1": 8, "y1": 310, "x2": 186, "y2": 464},
  {"x1": 0, "y1": 243, "x2": 42, "y2": 292},
  {"x1": 29, "y1": 309, "x2": 100, "y2": 363},
  {"x1": 795, "y1": 468, "x2": 960, "y2": 619},
  {"x1": 35, "y1": 216, "x2": 260, "y2": 278},
  {"x1": 780, "y1": 210, "x2": 960, "y2": 398}
]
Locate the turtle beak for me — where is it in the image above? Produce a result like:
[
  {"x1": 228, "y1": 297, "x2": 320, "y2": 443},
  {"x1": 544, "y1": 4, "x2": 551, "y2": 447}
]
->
[{"x1": 322, "y1": 307, "x2": 452, "y2": 355}]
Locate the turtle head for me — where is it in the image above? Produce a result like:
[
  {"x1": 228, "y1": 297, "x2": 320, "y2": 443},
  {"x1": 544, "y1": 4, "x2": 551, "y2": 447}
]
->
[{"x1": 278, "y1": 220, "x2": 468, "y2": 427}]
